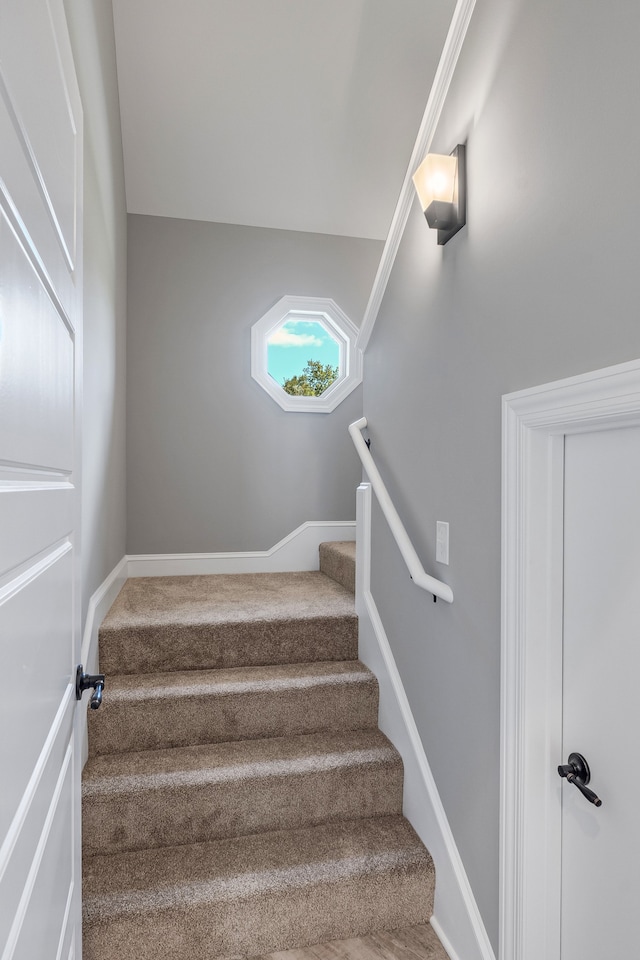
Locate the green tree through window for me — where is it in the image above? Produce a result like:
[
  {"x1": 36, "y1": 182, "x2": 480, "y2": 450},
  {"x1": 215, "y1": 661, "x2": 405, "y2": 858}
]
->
[{"x1": 282, "y1": 359, "x2": 338, "y2": 397}]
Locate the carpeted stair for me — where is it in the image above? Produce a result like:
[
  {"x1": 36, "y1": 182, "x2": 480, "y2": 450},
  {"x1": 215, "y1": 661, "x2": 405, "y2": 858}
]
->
[
  {"x1": 319, "y1": 539, "x2": 356, "y2": 593},
  {"x1": 82, "y1": 541, "x2": 435, "y2": 960}
]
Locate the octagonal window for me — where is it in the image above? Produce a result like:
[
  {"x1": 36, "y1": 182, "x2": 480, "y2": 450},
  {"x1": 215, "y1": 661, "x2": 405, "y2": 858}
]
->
[
  {"x1": 251, "y1": 296, "x2": 362, "y2": 413},
  {"x1": 268, "y1": 319, "x2": 340, "y2": 397}
]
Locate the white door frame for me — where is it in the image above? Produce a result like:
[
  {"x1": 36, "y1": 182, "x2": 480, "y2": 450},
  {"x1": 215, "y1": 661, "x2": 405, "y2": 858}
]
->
[{"x1": 500, "y1": 357, "x2": 640, "y2": 960}]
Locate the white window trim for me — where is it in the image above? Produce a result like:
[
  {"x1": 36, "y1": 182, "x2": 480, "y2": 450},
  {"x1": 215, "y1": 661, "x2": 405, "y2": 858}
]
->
[{"x1": 251, "y1": 295, "x2": 363, "y2": 413}]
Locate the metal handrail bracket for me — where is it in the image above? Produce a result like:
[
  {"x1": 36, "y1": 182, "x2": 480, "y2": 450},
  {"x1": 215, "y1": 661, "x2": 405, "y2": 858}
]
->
[{"x1": 349, "y1": 417, "x2": 453, "y2": 603}]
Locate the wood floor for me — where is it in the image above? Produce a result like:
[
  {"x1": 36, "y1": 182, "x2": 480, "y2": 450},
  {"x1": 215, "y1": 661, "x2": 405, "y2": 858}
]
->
[{"x1": 252, "y1": 924, "x2": 450, "y2": 960}]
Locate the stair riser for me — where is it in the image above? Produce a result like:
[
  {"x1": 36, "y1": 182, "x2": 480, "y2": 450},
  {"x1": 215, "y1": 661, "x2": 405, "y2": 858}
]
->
[
  {"x1": 83, "y1": 760, "x2": 403, "y2": 856},
  {"x1": 88, "y1": 679, "x2": 378, "y2": 757},
  {"x1": 99, "y1": 617, "x2": 358, "y2": 675},
  {"x1": 319, "y1": 543, "x2": 356, "y2": 594},
  {"x1": 83, "y1": 864, "x2": 433, "y2": 960}
]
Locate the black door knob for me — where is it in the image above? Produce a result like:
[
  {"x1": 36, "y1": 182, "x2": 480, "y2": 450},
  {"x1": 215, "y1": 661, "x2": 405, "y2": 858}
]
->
[{"x1": 558, "y1": 752, "x2": 602, "y2": 807}]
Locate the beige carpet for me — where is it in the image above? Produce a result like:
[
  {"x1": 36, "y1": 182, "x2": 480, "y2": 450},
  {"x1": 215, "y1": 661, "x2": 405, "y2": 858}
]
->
[
  {"x1": 98, "y1": 570, "x2": 358, "y2": 674},
  {"x1": 83, "y1": 542, "x2": 436, "y2": 959},
  {"x1": 319, "y1": 540, "x2": 356, "y2": 593}
]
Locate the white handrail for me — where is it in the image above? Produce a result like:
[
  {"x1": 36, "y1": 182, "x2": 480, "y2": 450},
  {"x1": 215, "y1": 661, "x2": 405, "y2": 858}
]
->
[{"x1": 349, "y1": 417, "x2": 454, "y2": 603}]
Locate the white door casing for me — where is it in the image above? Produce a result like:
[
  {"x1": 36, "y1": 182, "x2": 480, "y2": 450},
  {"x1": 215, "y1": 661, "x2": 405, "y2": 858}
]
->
[
  {"x1": 500, "y1": 358, "x2": 640, "y2": 960},
  {"x1": 0, "y1": 2, "x2": 83, "y2": 959}
]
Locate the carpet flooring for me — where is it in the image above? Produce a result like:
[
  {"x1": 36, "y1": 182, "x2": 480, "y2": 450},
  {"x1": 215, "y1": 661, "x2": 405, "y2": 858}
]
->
[{"x1": 82, "y1": 542, "x2": 438, "y2": 959}]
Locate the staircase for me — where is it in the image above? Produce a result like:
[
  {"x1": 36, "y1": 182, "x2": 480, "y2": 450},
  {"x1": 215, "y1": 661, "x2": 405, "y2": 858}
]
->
[{"x1": 82, "y1": 542, "x2": 436, "y2": 960}]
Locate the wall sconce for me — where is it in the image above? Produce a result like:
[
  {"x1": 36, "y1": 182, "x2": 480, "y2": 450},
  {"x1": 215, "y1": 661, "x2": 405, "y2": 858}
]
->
[{"x1": 412, "y1": 144, "x2": 466, "y2": 245}]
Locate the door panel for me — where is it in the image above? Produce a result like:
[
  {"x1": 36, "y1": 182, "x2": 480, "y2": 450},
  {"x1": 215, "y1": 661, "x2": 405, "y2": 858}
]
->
[
  {"x1": 9, "y1": 749, "x2": 75, "y2": 960},
  {"x1": 0, "y1": 1, "x2": 82, "y2": 957},
  {"x1": 0, "y1": 546, "x2": 74, "y2": 836},
  {"x1": 561, "y1": 426, "x2": 640, "y2": 957},
  {"x1": 0, "y1": 209, "x2": 74, "y2": 470},
  {"x1": 0, "y1": 488, "x2": 73, "y2": 576},
  {"x1": 0, "y1": 696, "x2": 74, "y2": 950},
  {"x1": 0, "y1": 1, "x2": 78, "y2": 267}
]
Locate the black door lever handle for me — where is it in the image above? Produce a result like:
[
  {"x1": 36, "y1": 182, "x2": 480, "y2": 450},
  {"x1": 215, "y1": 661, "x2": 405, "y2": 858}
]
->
[
  {"x1": 558, "y1": 752, "x2": 602, "y2": 807},
  {"x1": 75, "y1": 664, "x2": 105, "y2": 710}
]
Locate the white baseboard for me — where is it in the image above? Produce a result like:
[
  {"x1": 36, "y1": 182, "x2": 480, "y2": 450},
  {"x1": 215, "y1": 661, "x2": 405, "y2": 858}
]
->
[
  {"x1": 126, "y1": 521, "x2": 355, "y2": 577},
  {"x1": 356, "y1": 484, "x2": 496, "y2": 960},
  {"x1": 431, "y1": 916, "x2": 465, "y2": 960},
  {"x1": 80, "y1": 555, "x2": 128, "y2": 670},
  {"x1": 78, "y1": 556, "x2": 128, "y2": 766}
]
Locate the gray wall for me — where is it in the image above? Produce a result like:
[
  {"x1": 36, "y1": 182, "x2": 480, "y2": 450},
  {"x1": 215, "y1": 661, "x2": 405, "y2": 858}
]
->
[
  {"x1": 126, "y1": 215, "x2": 381, "y2": 554},
  {"x1": 64, "y1": 0, "x2": 127, "y2": 623},
  {"x1": 364, "y1": 0, "x2": 640, "y2": 950}
]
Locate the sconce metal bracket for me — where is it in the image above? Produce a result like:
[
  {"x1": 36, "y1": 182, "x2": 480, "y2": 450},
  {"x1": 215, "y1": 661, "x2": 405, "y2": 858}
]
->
[{"x1": 436, "y1": 143, "x2": 466, "y2": 246}]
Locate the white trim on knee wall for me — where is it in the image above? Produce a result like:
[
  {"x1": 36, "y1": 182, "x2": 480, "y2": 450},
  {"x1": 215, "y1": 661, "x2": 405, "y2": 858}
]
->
[
  {"x1": 126, "y1": 521, "x2": 355, "y2": 577},
  {"x1": 78, "y1": 556, "x2": 128, "y2": 766}
]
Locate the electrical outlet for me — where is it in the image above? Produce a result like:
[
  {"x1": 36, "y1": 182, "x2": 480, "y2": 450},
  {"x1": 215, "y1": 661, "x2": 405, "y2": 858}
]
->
[{"x1": 436, "y1": 521, "x2": 449, "y2": 565}]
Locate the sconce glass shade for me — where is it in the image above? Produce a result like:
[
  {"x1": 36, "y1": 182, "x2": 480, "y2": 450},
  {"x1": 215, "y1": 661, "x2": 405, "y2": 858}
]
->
[
  {"x1": 412, "y1": 153, "x2": 457, "y2": 211},
  {"x1": 412, "y1": 145, "x2": 466, "y2": 244}
]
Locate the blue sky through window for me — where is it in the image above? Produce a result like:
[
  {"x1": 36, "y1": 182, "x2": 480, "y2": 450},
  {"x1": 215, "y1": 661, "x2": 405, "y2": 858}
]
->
[{"x1": 267, "y1": 319, "x2": 340, "y2": 386}]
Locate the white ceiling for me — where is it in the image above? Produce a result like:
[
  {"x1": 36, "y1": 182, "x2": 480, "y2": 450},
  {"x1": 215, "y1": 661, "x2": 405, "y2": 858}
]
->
[{"x1": 111, "y1": 0, "x2": 457, "y2": 241}]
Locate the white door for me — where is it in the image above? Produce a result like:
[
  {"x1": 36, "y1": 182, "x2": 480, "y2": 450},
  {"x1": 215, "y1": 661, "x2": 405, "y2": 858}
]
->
[
  {"x1": 560, "y1": 425, "x2": 640, "y2": 957},
  {"x1": 0, "y1": 2, "x2": 83, "y2": 959}
]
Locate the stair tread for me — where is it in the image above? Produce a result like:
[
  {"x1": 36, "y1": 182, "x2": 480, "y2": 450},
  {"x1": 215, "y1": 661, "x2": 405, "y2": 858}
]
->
[
  {"x1": 87, "y1": 660, "x2": 379, "y2": 757},
  {"x1": 101, "y1": 571, "x2": 355, "y2": 632},
  {"x1": 83, "y1": 728, "x2": 404, "y2": 857},
  {"x1": 99, "y1": 659, "x2": 375, "y2": 702},
  {"x1": 83, "y1": 728, "x2": 400, "y2": 795},
  {"x1": 83, "y1": 815, "x2": 433, "y2": 911},
  {"x1": 99, "y1": 572, "x2": 358, "y2": 675}
]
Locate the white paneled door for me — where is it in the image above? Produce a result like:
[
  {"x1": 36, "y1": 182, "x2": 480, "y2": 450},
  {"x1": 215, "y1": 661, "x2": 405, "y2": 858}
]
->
[
  {"x1": 501, "y1": 364, "x2": 640, "y2": 960},
  {"x1": 0, "y1": 2, "x2": 83, "y2": 959},
  {"x1": 560, "y1": 426, "x2": 640, "y2": 958}
]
